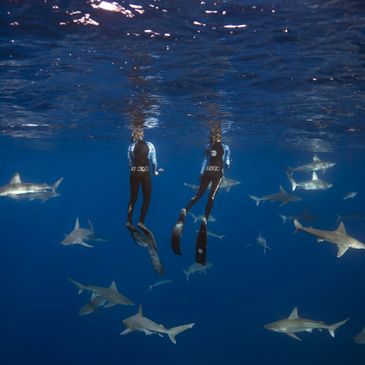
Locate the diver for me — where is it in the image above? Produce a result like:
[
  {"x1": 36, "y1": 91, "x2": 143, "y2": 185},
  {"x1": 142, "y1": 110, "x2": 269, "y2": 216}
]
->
[
  {"x1": 126, "y1": 128, "x2": 163, "y2": 272},
  {"x1": 171, "y1": 127, "x2": 231, "y2": 265}
]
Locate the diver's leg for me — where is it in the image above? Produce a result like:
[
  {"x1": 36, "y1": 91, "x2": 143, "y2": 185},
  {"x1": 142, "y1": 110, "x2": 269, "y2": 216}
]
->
[
  {"x1": 196, "y1": 175, "x2": 222, "y2": 265},
  {"x1": 127, "y1": 174, "x2": 139, "y2": 225},
  {"x1": 138, "y1": 173, "x2": 151, "y2": 225},
  {"x1": 171, "y1": 175, "x2": 210, "y2": 256}
]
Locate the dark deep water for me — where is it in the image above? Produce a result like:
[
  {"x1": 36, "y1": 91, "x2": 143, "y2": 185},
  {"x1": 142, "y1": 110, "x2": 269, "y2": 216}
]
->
[{"x1": 1, "y1": 1, "x2": 365, "y2": 364}]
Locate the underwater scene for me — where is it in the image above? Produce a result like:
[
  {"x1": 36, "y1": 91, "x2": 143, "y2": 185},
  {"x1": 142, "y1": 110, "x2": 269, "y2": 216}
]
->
[{"x1": 1, "y1": 1, "x2": 365, "y2": 364}]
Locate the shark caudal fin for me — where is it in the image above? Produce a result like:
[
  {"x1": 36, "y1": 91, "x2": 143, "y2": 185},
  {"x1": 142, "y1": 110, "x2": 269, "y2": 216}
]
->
[
  {"x1": 167, "y1": 323, "x2": 195, "y2": 344},
  {"x1": 249, "y1": 195, "x2": 261, "y2": 206},
  {"x1": 286, "y1": 172, "x2": 297, "y2": 191},
  {"x1": 328, "y1": 318, "x2": 349, "y2": 338},
  {"x1": 293, "y1": 219, "x2": 303, "y2": 233},
  {"x1": 52, "y1": 177, "x2": 63, "y2": 192},
  {"x1": 68, "y1": 277, "x2": 85, "y2": 294}
]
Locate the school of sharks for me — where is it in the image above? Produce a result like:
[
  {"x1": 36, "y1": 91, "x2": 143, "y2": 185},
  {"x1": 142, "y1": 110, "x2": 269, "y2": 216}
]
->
[{"x1": 1, "y1": 154, "x2": 365, "y2": 344}]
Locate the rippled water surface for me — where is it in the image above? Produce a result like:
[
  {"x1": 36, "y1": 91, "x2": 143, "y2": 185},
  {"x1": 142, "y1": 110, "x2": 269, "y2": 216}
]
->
[{"x1": 1, "y1": 1, "x2": 365, "y2": 365}]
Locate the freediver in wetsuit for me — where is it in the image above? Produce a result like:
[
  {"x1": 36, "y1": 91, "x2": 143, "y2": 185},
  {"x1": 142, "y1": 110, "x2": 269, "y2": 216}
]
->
[
  {"x1": 171, "y1": 128, "x2": 231, "y2": 265},
  {"x1": 125, "y1": 129, "x2": 164, "y2": 274}
]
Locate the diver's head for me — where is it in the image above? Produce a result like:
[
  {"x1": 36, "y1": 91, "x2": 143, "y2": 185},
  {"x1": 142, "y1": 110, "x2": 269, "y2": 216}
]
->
[
  {"x1": 131, "y1": 128, "x2": 144, "y2": 142},
  {"x1": 210, "y1": 127, "x2": 222, "y2": 143}
]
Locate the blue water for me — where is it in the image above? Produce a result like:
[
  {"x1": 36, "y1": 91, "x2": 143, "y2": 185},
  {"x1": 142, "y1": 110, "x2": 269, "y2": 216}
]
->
[{"x1": 1, "y1": 0, "x2": 365, "y2": 364}]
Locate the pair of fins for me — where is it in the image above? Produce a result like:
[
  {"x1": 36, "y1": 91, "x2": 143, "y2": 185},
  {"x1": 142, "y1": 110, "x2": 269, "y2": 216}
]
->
[
  {"x1": 171, "y1": 210, "x2": 208, "y2": 265},
  {"x1": 126, "y1": 223, "x2": 164, "y2": 275}
]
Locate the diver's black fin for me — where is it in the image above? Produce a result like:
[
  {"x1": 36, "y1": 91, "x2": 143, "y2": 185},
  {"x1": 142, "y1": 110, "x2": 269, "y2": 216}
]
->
[
  {"x1": 171, "y1": 209, "x2": 186, "y2": 256},
  {"x1": 137, "y1": 223, "x2": 157, "y2": 251},
  {"x1": 126, "y1": 222, "x2": 148, "y2": 248},
  {"x1": 195, "y1": 218, "x2": 207, "y2": 265}
]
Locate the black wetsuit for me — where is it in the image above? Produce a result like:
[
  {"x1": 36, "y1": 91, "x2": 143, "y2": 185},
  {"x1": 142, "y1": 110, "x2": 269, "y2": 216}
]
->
[
  {"x1": 127, "y1": 140, "x2": 154, "y2": 224},
  {"x1": 185, "y1": 141, "x2": 225, "y2": 218}
]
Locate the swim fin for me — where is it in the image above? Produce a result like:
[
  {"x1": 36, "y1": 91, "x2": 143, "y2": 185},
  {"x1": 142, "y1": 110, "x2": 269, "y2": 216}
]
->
[
  {"x1": 137, "y1": 222, "x2": 157, "y2": 251},
  {"x1": 126, "y1": 222, "x2": 148, "y2": 248},
  {"x1": 171, "y1": 208, "x2": 186, "y2": 255},
  {"x1": 195, "y1": 218, "x2": 207, "y2": 265}
]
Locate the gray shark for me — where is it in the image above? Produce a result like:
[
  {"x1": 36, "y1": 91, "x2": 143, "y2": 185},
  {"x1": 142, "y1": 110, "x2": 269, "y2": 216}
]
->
[
  {"x1": 121, "y1": 304, "x2": 195, "y2": 344},
  {"x1": 148, "y1": 279, "x2": 173, "y2": 292},
  {"x1": 264, "y1": 307, "x2": 349, "y2": 341},
  {"x1": 288, "y1": 155, "x2": 335, "y2": 174},
  {"x1": 287, "y1": 171, "x2": 332, "y2": 191},
  {"x1": 293, "y1": 219, "x2": 365, "y2": 258},
  {"x1": 189, "y1": 212, "x2": 216, "y2": 223},
  {"x1": 78, "y1": 293, "x2": 106, "y2": 316},
  {"x1": 0, "y1": 172, "x2": 63, "y2": 202},
  {"x1": 183, "y1": 262, "x2": 213, "y2": 281},
  {"x1": 61, "y1": 218, "x2": 99, "y2": 248},
  {"x1": 68, "y1": 278, "x2": 134, "y2": 307},
  {"x1": 354, "y1": 326, "x2": 365, "y2": 344},
  {"x1": 249, "y1": 186, "x2": 302, "y2": 207},
  {"x1": 184, "y1": 176, "x2": 241, "y2": 193},
  {"x1": 343, "y1": 191, "x2": 358, "y2": 200},
  {"x1": 246, "y1": 232, "x2": 271, "y2": 253}
]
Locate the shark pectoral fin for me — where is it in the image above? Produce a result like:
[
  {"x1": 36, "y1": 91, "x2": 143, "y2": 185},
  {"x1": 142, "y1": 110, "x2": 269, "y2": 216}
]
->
[
  {"x1": 144, "y1": 330, "x2": 154, "y2": 336},
  {"x1": 103, "y1": 302, "x2": 116, "y2": 308},
  {"x1": 337, "y1": 245, "x2": 349, "y2": 258},
  {"x1": 286, "y1": 332, "x2": 302, "y2": 341},
  {"x1": 120, "y1": 328, "x2": 133, "y2": 336},
  {"x1": 79, "y1": 241, "x2": 94, "y2": 248},
  {"x1": 306, "y1": 329, "x2": 313, "y2": 333},
  {"x1": 317, "y1": 238, "x2": 324, "y2": 243}
]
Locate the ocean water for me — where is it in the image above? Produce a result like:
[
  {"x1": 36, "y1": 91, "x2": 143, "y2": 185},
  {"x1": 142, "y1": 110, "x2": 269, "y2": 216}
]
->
[{"x1": 1, "y1": 0, "x2": 365, "y2": 364}]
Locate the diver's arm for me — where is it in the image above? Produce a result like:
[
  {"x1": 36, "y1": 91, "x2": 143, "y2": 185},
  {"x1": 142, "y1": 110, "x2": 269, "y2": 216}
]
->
[
  {"x1": 147, "y1": 142, "x2": 158, "y2": 174},
  {"x1": 223, "y1": 144, "x2": 231, "y2": 169},
  {"x1": 128, "y1": 143, "x2": 134, "y2": 168},
  {"x1": 200, "y1": 145, "x2": 209, "y2": 175}
]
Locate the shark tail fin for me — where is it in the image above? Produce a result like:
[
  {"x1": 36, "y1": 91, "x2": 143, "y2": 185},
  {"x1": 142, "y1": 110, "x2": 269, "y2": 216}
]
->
[
  {"x1": 286, "y1": 172, "x2": 297, "y2": 191},
  {"x1": 52, "y1": 177, "x2": 63, "y2": 192},
  {"x1": 167, "y1": 323, "x2": 195, "y2": 344},
  {"x1": 249, "y1": 195, "x2": 261, "y2": 206},
  {"x1": 68, "y1": 277, "x2": 85, "y2": 294},
  {"x1": 293, "y1": 219, "x2": 303, "y2": 233},
  {"x1": 328, "y1": 318, "x2": 349, "y2": 338},
  {"x1": 183, "y1": 270, "x2": 189, "y2": 281}
]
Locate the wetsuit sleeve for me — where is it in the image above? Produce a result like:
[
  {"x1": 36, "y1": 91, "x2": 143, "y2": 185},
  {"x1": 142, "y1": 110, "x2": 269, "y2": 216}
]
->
[
  {"x1": 128, "y1": 143, "x2": 134, "y2": 168},
  {"x1": 223, "y1": 144, "x2": 231, "y2": 169},
  {"x1": 200, "y1": 145, "x2": 209, "y2": 175},
  {"x1": 147, "y1": 142, "x2": 158, "y2": 173}
]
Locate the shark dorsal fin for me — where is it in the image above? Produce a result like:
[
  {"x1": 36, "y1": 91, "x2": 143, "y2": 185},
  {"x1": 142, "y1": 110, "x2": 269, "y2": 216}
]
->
[
  {"x1": 312, "y1": 172, "x2": 319, "y2": 181},
  {"x1": 109, "y1": 280, "x2": 118, "y2": 292},
  {"x1": 337, "y1": 221, "x2": 346, "y2": 234},
  {"x1": 288, "y1": 307, "x2": 299, "y2": 319},
  {"x1": 10, "y1": 173, "x2": 22, "y2": 184},
  {"x1": 279, "y1": 185, "x2": 287, "y2": 194},
  {"x1": 138, "y1": 303, "x2": 143, "y2": 316},
  {"x1": 313, "y1": 155, "x2": 320, "y2": 162},
  {"x1": 74, "y1": 217, "x2": 80, "y2": 230}
]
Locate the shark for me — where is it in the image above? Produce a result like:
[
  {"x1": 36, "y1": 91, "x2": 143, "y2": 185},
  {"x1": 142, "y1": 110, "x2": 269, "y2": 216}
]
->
[
  {"x1": 78, "y1": 293, "x2": 106, "y2": 316},
  {"x1": 264, "y1": 307, "x2": 349, "y2": 341},
  {"x1": 246, "y1": 232, "x2": 271, "y2": 253},
  {"x1": 68, "y1": 278, "x2": 134, "y2": 307},
  {"x1": 183, "y1": 262, "x2": 213, "y2": 281},
  {"x1": 189, "y1": 212, "x2": 216, "y2": 223},
  {"x1": 293, "y1": 219, "x2": 365, "y2": 258},
  {"x1": 184, "y1": 176, "x2": 241, "y2": 193},
  {"x1": 121, "y1": 304, "x2": 195, "y2": 344},
  {"x1": 343, "y1": 191, "x2": 358, "y2": 200},
  {"x1": 61, "y1": 217, "x2": 103, "y2": 248},
  {"x1": 354, "y1": 326, "x2": 365, "y2": 344},
  {"x1": 249, "y1": 186, "x2": 302, "y2": 207},
  {"x1": 288, "y1": 155, "x2": 335, "y2": 174},
  {"x1": 287, "y1": 171, "x2": 332, "y2": 191},
  {"x1": 0, "y1": 172, "x2": 63, "y2": 202},
  {"x1": 148, "y1": 279, "x2": 173, "y2": 292}
]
